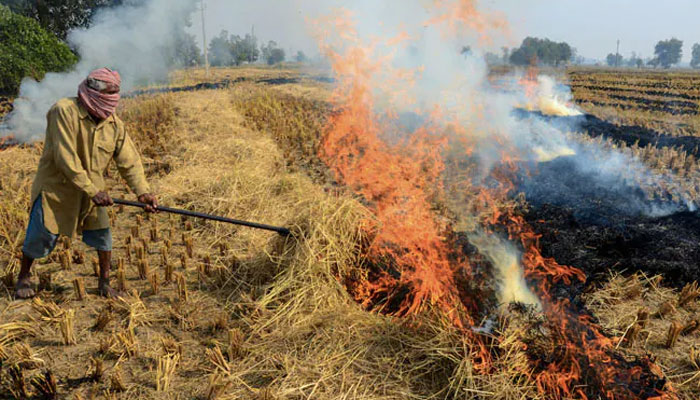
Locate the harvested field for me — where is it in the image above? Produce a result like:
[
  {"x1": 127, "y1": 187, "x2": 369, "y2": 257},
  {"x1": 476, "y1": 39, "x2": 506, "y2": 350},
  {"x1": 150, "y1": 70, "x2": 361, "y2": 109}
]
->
[
  {"x1": 568, "y1": 68, "x2": 700, "y2": 137},
  {"x1": 2, "y1": 64, "x2": 700, "y2": 400}
]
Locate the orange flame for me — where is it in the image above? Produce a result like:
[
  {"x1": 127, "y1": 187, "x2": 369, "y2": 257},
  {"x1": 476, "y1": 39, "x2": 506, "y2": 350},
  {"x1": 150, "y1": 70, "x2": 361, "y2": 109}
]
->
[
  {"x1": 317, "y1": 13, "x2": 474, "y2": 327},
  {"x1": 315, "y1": 3, "x2": 671, "y2": 399},
  {"x1": 0, "y1": 134, "x2": 16, "y2": 151},
  {"x1": 427, "y1": 0, "x2": 509, "y2": 43}
]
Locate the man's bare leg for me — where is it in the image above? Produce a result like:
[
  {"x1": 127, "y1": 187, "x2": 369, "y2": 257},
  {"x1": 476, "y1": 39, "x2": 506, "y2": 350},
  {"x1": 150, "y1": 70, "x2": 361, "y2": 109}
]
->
[
  {"x1": 97, "y1": 250, "x2": 121, "y2": 298},
  {"x1": 15, "y1": 253, "x2": 36, "y2": 299}
]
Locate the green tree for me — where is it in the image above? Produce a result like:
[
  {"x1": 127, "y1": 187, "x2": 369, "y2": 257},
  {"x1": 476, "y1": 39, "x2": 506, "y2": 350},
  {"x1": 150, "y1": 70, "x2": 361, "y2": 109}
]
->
[
  {"x1": 0, "y1": 4, "x2": 78, "y2": 94},
  {"x1": 170, "y1": 31, "x2": 201, "y2": 67},
  {"x1": 294, "y1": 50, "x2": 307, "y2": 63},
  {"x1": 653, "y1": 38, "x2": 683, "y2": 69},
  {"x1": 501, "y1": 47, "x2": 510, "y2": 64},
  {"x1": 691, "y1": 44, "x2": 700, "y2": 69},
  {"x1": 484, "y1": 52, "x2": 501, "y2": 65},
  {"x1": 1, "y1": 0, "x2": 123, "y2": 40},
  {"x1": 208, "y1": 30, "x2": 233, "y2": 66},
  {"x1": 626, "y1": 52, "x2": 644, "y2": 69},
  {"x1": 261, "y1": 40, "x2": 285, "y2": 65},
  {"x1": 231, "y1": 34, "x2": 258, "y2": 65},
  {"x1": 509, "y1": 37, "x2": 573, "y2": 66},
  {"x1": 606, "y1": 53, "x2": 623, "y2": 67}
]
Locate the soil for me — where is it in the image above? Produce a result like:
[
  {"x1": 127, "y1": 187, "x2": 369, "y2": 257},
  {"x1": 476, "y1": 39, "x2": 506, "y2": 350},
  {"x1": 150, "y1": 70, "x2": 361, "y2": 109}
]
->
[
  {"x1": 518, "y1": 155, "x2": 700, "y2": 289},
  {"x1": 517, "y1": 110, "x2": 700, "y2": 154}
]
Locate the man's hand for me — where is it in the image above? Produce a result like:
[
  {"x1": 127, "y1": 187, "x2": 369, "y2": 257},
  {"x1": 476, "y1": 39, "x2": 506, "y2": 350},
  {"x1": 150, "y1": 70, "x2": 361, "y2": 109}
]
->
[
  {"x1": 92, "y1": 191, "x2": 113, "y2": 207},
  {"x1": 138, "y1": 193, "x2": 158, "y2": 213}
]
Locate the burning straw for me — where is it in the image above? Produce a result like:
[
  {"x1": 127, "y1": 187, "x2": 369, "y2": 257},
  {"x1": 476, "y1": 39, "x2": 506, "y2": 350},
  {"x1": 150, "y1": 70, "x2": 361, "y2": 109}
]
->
[{"x1": 310, "y1": 4, "x2": 669, "y2": 399}]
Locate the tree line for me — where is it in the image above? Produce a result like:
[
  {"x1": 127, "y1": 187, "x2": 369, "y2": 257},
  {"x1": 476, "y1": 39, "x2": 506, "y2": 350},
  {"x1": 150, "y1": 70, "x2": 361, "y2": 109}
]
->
[
  {"x1": 0, "y1": 1, "x2": 301, "y2": 95},
  {"x1": 206, "y1": 30, "x2": 302, "y2": 67},
  {"x1": 605, "y1": 38, "x2": 687, "y2": 69},
  {"x1": 488, "y1": 36, "x2": 700, "y2": 69}
]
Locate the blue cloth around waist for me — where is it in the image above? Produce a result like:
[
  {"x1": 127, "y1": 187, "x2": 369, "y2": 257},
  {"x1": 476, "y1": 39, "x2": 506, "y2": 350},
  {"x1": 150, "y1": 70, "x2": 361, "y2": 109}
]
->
[{"x1": 22, "y1": 195, "x2": 112, "y2": 259}]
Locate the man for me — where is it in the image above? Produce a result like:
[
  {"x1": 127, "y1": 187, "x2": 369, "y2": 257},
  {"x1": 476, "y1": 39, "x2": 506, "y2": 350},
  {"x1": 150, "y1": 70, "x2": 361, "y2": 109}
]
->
[{"x1": 15, "y1": 68, "x2": 158, "y2": 299}]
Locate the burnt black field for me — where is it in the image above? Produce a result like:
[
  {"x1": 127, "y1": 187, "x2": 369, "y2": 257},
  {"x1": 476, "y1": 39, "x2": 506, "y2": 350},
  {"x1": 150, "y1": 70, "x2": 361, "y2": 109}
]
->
[{"x1": 515, "y1": 113, "x2": 700, "y2": 289}]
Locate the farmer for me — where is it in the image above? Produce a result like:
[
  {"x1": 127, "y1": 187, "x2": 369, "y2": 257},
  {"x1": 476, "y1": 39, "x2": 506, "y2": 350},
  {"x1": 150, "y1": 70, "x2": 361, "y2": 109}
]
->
[{"x1": 14, "y1": 68, "x2": 158, "y2": 299}]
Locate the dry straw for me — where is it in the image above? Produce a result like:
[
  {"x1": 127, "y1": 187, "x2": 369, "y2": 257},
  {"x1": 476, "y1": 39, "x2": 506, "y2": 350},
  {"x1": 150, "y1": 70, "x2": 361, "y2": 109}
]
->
[
  {"x1": 138, "y1": 259, "x2": 150, "y2": 280},
  {"x1": 73, "y1": 277, "x2": 87, "y2": 300},
  {"x1": 149, "y1": 271, "x2": 160, "y2": 294},
  {"x1": 13, "y1": 343, "x2": 44, "y2": 369},
  {"x1": 60, "y1": 309, "x2": 77, "y2": 345},
  {"x1": 110, "y1": 367, "x2": 127, "y2": 392},
  {"x1": 0, "y1": 322, "x2": 39, "y2": 343},
  {"x1": 117, "y1": 265, "x2": 127, "y2": 292},
  {"x1": 59, "y1": 250, "x2": 71, "y2": 270},
  {"x1": 150, "y1": 226, "x2": 159, "y2": 242},
  {"x1": 156, "y1": 353, "x2": 180, "y2": 391},
  {"x1": 679, "y1": 282, "x2": 700, "y2": 308},
  {"x1": 135, "y1": 243, "x2": 145, "y2": 261},
  {"x1": 93, "y1": 307, "x2": 113, "y2": 331},
  {"x1": 161, "y1": 246, "x2": 169, "y2": 265},
  {"x1": 175, "y1": 272, "x2": 188, "y2": 302},
  {"x1": 667, "y1": 321, "x2": 683, "y2": 348},
  {"x1": 89, "y1": 357, "x2": 104, "y2": 382},
  {"x1": 113, "y1": 325, "x2": 138, "y2": 357},
  {"x1": 165, "y1": 261, "x2": 173, "y2": 283},
  {"x1": 125, "y1": 242, "x2": 132, "y2": 263},
  {"x1": 206, "y1": 373, "x2": 231, "y2": 400},
  {"x1": 8, "y1": 365, "x2": 29, "y2": 399},
  {"x1": 227, "y1": 328, "x2": 244, "y2": 360},
  {"x1": 91, "y1": 257, "x2": 99, "y2": 276},
  {"x1": 184, "y1": 235, "x2": 194, "y2": 258},
  {"x1": 30, "y1": 370, "x2": 58, "y2": 399}
]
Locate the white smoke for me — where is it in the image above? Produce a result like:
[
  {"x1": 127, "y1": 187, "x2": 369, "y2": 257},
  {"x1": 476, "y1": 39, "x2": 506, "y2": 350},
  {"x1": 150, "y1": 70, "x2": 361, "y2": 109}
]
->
[
  {"x1": 469, "y1": 232, "x2": 542, "y2": 310},
  {"x1": 3, "y1": 0, "x2": 197, "y2": 142},
  {"x1": 314, "y1": 1, "x2": 696, "y2": 306},
  {"x1": 523, "y1": 75, "x2": 582, "y2": 117}
]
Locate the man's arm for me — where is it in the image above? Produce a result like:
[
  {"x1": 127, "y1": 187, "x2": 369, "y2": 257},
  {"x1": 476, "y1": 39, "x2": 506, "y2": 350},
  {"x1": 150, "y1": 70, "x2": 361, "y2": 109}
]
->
[
  {"x1": 50, "y1": 104, "x2": 100, "y2": 198},
  {"x1": 114, "y1": 129, "x2": 157, "y2": 212}
]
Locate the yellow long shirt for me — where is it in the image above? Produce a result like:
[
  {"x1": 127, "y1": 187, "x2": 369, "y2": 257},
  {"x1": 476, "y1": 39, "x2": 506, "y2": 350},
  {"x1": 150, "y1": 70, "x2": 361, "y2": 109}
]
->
[{"x1": 30, "y1": 97, "x2": 150, "y2": 236}]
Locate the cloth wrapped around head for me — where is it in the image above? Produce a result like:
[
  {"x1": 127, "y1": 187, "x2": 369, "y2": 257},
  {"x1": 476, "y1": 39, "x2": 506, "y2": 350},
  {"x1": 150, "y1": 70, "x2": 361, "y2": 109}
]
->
[{"x1": 77, "y1": 68, "x2": 121, "y2": 120}]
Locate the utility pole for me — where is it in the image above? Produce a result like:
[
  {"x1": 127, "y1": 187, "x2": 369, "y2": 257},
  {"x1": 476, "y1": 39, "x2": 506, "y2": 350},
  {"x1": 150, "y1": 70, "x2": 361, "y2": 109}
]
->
[
  {"x1": 615, "y1": 39, "x2": 620, "y2": 68},
  {"x1": 250, "y1": 25, "x2": 255, "y2": 64},
  {"x1": 201, "y1": 0, "x2": 209, "y2": 77}
]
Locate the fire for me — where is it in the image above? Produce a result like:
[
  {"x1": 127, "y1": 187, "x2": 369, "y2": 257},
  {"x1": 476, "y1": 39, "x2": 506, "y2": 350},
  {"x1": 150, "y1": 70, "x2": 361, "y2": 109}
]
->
[
  {"x1": 317, "y1": 15, "x2": 473, "y2": 326},
  {"x1": 427, "y1": 0, "x2": 509, "y2": 43},
  {"x1": 0, "y1": 134, "x2": 17, "y2": 151},
  {"x1": 518, "y1": 66, "x2": 583, "y2": 117},
  {"x1": 315, "y1": 2, "x2": 671, "y2": 399}
]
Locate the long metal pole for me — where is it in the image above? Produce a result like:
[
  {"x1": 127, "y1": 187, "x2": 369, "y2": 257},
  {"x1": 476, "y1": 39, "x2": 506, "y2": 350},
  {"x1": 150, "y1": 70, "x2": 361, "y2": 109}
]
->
[
  {"x1": 201, "y1": 0, "x2": 209, "y2": 77},
  {"x1": 113, "y1": 199, "x2": 290, "y2": 236}
]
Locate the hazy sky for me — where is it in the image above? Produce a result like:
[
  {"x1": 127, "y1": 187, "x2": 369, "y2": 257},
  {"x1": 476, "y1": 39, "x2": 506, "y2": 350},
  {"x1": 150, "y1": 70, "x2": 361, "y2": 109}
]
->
[
  {"x1": 492, "y1": 0, "x2": 699, "y2": 62},
  {"x1": 191, "y1": 0, "x2": 699, "y2": 62}
]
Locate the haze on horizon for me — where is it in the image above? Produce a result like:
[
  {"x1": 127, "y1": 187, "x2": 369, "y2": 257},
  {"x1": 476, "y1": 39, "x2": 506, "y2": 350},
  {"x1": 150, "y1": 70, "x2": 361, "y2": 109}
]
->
[{"x1": 190, "y1": 0, "x2": 699, "y2": 64}]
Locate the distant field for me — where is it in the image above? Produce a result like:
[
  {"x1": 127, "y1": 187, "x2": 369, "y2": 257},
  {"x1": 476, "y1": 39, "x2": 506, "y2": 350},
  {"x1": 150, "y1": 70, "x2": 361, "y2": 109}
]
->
[{"x1": 567, "y1": 67, "x2": 700, "y2": 137}]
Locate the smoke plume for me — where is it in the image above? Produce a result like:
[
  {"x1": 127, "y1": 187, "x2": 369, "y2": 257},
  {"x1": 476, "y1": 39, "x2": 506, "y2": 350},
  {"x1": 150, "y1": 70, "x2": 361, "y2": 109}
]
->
[{"x1": 3, "y1": 0, "x2": 197, "y2": 142}]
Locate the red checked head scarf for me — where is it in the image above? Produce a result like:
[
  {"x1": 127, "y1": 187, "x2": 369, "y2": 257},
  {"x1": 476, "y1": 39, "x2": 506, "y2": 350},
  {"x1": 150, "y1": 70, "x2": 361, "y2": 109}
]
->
[{"x1": 77, "y1": 68, "x2": 121, "y2": 120}]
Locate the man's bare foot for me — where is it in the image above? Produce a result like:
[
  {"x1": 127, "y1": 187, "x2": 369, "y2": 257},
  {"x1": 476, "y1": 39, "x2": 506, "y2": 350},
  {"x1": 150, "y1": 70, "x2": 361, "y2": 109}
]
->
[
  {"x1": 14, "y1": 278, "x2": 36, "y2": 299},
  {"x1": 98, "y1": 281, "x2": 123, "y2": 299}
]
